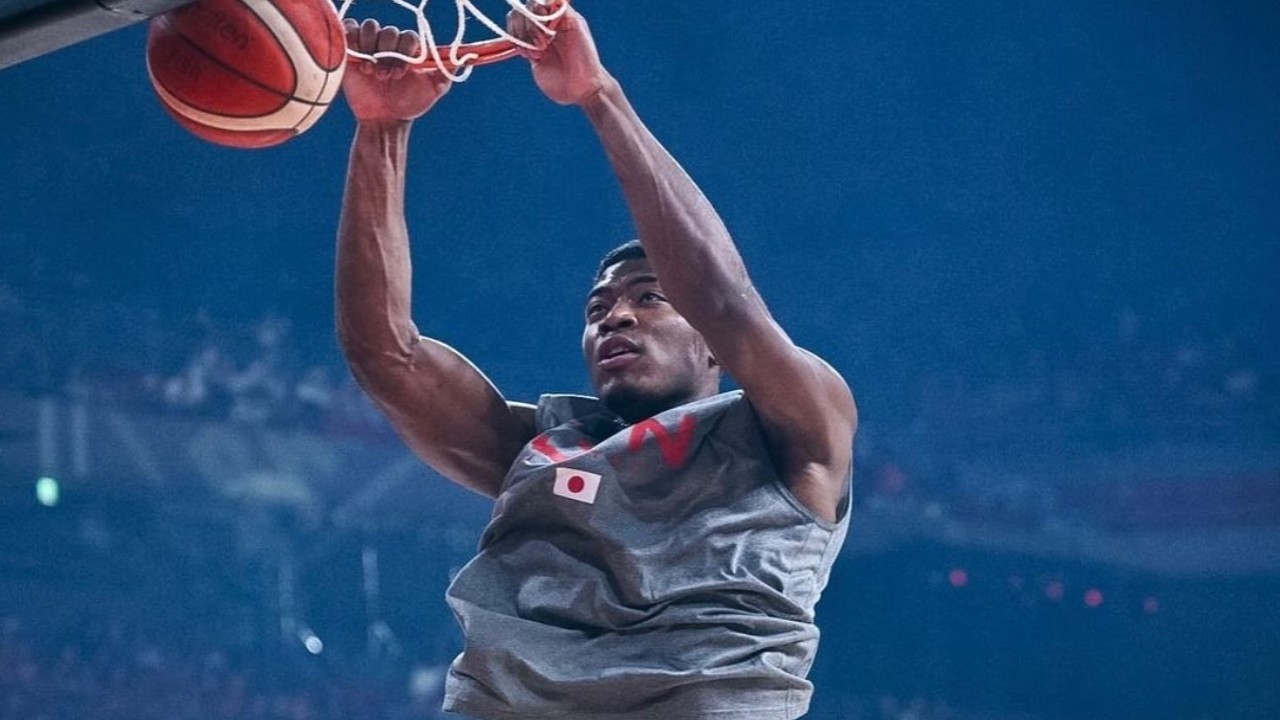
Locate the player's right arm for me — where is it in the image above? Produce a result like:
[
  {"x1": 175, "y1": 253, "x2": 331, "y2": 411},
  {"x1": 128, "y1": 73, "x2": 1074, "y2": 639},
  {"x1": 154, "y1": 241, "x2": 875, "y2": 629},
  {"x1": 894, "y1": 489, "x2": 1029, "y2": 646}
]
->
[{"x1": 336, "y1": 20, "x2": 536, "y2": 498}]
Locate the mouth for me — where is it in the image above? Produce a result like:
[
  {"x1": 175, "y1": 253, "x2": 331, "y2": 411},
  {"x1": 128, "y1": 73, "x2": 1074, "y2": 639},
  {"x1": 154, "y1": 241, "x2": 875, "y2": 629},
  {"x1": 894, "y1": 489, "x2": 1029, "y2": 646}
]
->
[{"x1": 597, "y1": 336, "x2": 641, "y2": 371}]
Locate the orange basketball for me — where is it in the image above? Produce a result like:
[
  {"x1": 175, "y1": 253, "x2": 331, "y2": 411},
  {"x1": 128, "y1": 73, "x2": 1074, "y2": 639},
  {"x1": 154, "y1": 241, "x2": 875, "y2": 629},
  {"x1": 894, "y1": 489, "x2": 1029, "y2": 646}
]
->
[{"x1": 146, "y1": 0, "x2": 347, "y2": 149}]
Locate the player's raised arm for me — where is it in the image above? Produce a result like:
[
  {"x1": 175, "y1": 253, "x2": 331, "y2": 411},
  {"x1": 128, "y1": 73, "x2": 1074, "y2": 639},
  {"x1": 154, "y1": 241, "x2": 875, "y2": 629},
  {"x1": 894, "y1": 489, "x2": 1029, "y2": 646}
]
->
[
  {"x1": 511, "y1": 5, "x2": 855, "y2": 522},
  {"x1": 336, "y1": 20, "x2": 535, "y2": 498}
]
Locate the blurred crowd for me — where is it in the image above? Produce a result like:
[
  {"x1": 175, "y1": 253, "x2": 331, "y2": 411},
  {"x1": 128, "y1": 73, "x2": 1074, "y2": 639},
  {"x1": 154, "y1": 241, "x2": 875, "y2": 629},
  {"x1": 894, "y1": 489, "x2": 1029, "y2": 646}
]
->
[
  {"x1": 3, "y1": 277, "x2": 1274, "y2": 451},
  {"x1": 901, "y1": 306, "x2": 1275, "y2": 455},
  {"x1": 0, "y1": 616, "x2": 438, "y2": 720},
  {"x1": 137, "y1": 310, "x2": 388, "y2": 437},
  {"x1": 0, "y1": 279, "x2": 390, "y2": 440},
  {"x1": 3, "y1": 274, "x2": 1277, "y2": 540},
  {"x1": 3, "y1": 276, "x2": 1271, "y2": 719},
  {"x1": 0, "y1": 613, "x2": 1043, "y2": 720}
]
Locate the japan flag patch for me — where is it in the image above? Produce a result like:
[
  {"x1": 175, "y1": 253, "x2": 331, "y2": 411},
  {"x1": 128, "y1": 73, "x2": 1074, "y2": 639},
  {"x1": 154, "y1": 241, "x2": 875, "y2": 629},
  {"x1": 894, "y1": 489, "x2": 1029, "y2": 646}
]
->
[{"x1": 553, "y1": 468, "x2": 602, "y2": 505}]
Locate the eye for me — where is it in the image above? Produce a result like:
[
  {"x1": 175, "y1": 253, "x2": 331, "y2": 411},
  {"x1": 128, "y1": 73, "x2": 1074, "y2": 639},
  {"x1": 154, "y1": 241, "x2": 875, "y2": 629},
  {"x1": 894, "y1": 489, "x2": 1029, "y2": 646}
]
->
[
  {"x1": 639, "y1": 291, "x2": 664, "y2": 304},
  {"x1": 586, "y1": 302, "x2": 608, "y2": 320}
]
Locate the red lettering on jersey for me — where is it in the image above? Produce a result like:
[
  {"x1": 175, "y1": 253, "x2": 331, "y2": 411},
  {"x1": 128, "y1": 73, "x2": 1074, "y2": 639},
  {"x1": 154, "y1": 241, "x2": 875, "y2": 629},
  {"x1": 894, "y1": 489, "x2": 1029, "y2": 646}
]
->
[
  {"x1": 627, "y1": 415, "x2": 697, "y2": 469},
  {"x1": 531, "y1": 434, "x2": 593, "y2": 463}
]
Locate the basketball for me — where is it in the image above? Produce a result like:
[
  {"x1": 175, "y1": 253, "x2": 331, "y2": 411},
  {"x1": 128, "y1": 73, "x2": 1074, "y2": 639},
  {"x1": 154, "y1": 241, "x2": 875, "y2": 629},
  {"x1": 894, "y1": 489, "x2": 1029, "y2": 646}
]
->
[{"x1": 146, "y1": 0, "x2": 347, "y2": 149}]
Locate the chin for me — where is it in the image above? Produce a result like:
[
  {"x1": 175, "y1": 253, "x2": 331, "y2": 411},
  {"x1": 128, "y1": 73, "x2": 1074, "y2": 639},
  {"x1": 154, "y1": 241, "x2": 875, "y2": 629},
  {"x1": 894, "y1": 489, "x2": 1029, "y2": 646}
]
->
[{"x1": 600, "y1": 383, "x2": 686, "y2": 424}]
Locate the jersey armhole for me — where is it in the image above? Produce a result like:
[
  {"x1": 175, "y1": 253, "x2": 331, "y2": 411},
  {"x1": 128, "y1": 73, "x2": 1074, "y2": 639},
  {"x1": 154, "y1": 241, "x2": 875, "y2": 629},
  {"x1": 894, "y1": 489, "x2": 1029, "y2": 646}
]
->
[{"x1": 734, "y1": 394, "x2": 851, "y2": 532}]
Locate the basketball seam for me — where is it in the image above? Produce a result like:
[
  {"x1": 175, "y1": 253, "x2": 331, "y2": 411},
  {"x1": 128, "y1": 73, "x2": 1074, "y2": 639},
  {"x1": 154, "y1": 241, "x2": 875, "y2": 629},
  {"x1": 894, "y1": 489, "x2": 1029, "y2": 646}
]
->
[
  {"x1": 291, "y1": 17, "x2": 344, "y2": 131},
  {"x1": 156, "y1": 10, "x2": 331, "y2": 116},
  {"x1": 272, "y1": 0, "x2": 343, "y2": 71},
  {"x1": 234, "y1": 0, "x2": 299, "y2": 99},
  {"x1": 249, "y1": 0, "x2": 333, "y2": 102},
  {"x1": 290, "y1": 44, "x2": 339, "y2": 132}
]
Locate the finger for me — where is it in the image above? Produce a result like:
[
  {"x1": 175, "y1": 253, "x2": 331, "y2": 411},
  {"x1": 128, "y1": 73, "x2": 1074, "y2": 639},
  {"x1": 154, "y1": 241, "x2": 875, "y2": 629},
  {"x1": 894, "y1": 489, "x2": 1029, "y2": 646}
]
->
[
  {"x1": 506, "y1": 8, "x2": 529, "y2": 43},
  {"x1": 510, "y1": 6, "x2": 548, "y2": 48},
  {"x1": 349, "y1": 19, "x2": 379, "y2": 74},
  {"x1": 534, "y1": 1, "x2": 565, "y2": 48},
  {"x1": 396, "y1": 28, "x2": 422, "y2": 59},
  {"x1": 550, "y1": 3, "x2": 582, "y2": 36},
  {"x1": 343, "y1": 19, "x2": 365, "y2": 72},
  {"x1": 530, "y1": 0, "x2": 568, "y2": 36},
  {"x1": 387, "y1": 30, "x2": 421, "y2": 79},
  {"x1": 372, "y1": 25, "x2": 405, "y2": 79},
  {"x1": 357, "y1": 17, "x2": 383, "y2": 76},
  {"x1": 358, "y1": 18, "x2": 380, "y2": 53},
  {"x1": 376, "y1": 25, "x2": 401, "y2": 54},
  {"x1": 507, "y1": 13, "x2": 543, "y2": 64}
]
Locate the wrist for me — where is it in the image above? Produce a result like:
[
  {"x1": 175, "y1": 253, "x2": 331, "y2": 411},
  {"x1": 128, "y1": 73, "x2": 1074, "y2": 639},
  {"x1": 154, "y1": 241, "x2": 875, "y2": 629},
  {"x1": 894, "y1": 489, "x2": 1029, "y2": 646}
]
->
[
  {"x1": 356, "y1": 118, "x2": 415, "y2": 133},
  {"x1": 576, "y1": 73, "x2": 621, "y2": 110},
  {"x1": 353, "y1": 121, "x2": 414, "y2": 166}
]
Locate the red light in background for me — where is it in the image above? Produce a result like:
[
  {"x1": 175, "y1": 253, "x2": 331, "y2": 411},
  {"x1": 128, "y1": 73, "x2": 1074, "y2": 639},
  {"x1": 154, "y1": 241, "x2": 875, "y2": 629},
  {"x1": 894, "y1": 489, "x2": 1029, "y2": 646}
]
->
[
  {"x1": 948, "y1": 568, "x2": 969, "y2": 588},
  {"x1": 1143, "y1": 597, "x2": 1160, "y2": 614},
  {"x1": 1084, "y1": 588, "x2": 1104, "y2": 607},
  {"x1": 1045, "y1": 580, "x2": 1064, "y2": 601}
]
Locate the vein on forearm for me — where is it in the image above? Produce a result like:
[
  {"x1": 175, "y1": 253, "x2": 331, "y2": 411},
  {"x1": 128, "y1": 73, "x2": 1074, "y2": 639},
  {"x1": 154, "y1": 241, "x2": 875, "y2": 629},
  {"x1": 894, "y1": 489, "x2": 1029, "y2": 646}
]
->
[
  {"x1": 582, "y1": 81, "x2": 758, "y2": 325},
  {"x1": 336, "y1": 122, "x2": 423, "y2": 366}
]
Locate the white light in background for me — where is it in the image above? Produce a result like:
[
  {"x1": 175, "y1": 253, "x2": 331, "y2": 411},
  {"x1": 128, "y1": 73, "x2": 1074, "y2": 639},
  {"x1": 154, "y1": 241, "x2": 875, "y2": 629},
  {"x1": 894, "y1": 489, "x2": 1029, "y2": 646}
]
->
[
  {"x1": 35, "y1": 477, "x2": 59, "y2": 507},
  {"x1": 302, "y1": 633, "x2": 324, "y2": 655}
]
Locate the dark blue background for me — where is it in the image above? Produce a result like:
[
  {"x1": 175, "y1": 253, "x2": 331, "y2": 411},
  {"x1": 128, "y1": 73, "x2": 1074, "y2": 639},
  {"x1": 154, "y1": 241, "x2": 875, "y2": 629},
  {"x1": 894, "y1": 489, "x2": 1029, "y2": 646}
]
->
[
  {"x1": 3, "y1": 0, "x2": 1277, "y2": 414},
  {"x1": 2, "y1": 4, "x2": 1280, "y2": 717}
]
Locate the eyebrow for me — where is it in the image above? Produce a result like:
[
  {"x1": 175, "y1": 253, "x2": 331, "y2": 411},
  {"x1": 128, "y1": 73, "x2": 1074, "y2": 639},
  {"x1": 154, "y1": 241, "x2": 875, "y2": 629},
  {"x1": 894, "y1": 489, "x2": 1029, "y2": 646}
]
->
[{"x1": 586, "y1": 273, "x2": 660, "y2": 303}]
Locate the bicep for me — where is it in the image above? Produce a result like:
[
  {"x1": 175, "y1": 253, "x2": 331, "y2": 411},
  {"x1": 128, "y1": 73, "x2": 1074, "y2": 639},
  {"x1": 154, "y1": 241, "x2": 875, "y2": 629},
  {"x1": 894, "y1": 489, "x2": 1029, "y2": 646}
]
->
[
  {"x1": 346, "y1": 336, "x2": 536, "y2": 498},
  {"x1": 703, "y1": 302, "x2": 856, "y2": 481}
]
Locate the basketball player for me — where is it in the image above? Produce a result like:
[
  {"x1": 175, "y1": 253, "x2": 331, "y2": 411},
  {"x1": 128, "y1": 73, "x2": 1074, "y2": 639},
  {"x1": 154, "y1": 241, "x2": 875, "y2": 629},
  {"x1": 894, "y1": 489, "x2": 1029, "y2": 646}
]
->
[{"x1": 337, "y1": 5, "x2": 856, "y2": 719}]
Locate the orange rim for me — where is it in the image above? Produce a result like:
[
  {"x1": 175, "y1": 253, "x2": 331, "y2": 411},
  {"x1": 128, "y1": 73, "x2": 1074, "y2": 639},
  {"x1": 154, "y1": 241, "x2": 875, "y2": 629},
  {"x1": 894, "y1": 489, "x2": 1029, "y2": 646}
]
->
[
  {"x1": 344, "y1": 37, "x2": 521, "y2": 72},
  {"x1": 340, "y1": 0, "x2": 569, "y2": 74}
]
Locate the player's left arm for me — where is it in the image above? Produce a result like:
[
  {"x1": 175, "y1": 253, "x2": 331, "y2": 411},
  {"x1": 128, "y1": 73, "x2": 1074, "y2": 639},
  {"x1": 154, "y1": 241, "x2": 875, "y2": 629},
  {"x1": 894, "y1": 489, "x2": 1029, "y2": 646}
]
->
[
  {"x1": 510, "y1": 4, "x2": 856, "y2": 522},
  {"x1": 594, "y1": 83, "x2": 856, "y2": 523}
]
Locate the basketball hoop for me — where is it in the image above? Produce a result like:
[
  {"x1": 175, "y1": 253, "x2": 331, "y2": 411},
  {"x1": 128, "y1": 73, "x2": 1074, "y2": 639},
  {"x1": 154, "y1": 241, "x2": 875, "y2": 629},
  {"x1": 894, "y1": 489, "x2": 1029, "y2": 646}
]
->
[{"x1": 335, "y1": 0, "x2": 568, "y2": 82}]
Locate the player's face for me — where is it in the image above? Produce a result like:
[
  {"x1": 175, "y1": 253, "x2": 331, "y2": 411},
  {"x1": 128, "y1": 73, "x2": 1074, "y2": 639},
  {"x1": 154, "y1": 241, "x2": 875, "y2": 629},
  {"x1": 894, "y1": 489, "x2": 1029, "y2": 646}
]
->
[{"x1": 582, "y1": 258, "x2": 719, "y2": 422}]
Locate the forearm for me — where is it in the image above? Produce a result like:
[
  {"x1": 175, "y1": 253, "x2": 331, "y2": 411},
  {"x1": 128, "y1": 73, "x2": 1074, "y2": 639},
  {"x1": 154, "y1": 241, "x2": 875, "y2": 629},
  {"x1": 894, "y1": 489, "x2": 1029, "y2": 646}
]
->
[
  {"x1": 335, "y1": 121, "x2": 422, "y2": 367},
  {"x1": 581, "y1": 80, "x2": 757, "y2": 322}
]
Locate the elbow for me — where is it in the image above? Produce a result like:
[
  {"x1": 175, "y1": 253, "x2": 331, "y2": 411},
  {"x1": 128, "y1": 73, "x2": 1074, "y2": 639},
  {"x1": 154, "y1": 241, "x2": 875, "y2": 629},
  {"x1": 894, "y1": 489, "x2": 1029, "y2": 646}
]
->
[
  {"x1": 340, "y1": 345, "x2": 412, "y2": 403},
  {"x1": 683, "y1": 281, "x2": 764, "y2": 329},
  {"x1": 336, "y1": 319, "x2": 419, "y2": 393}
]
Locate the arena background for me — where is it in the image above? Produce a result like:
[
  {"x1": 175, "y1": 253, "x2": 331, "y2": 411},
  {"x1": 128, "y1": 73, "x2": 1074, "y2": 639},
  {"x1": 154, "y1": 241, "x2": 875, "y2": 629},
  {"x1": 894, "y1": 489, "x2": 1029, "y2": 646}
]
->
[{"x1": 1, "y1": 1, "x2": 1278, "y2": 718}]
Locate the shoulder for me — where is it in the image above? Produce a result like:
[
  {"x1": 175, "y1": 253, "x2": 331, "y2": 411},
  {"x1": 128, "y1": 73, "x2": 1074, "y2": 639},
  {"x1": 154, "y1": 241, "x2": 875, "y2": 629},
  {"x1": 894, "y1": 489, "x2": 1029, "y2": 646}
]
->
[
  {"x1": 742, "y1": 361, "x2": 856, "y2": 525},
  {"x1": 508, "y1": 401, "x2": 538, "y2": 435}
]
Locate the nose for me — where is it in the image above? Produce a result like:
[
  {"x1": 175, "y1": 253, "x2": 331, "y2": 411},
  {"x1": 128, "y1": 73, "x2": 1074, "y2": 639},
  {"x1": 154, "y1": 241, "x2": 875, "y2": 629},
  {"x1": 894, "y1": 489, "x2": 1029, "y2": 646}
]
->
[{"x1": 600, "y1": 302, "x2": 637, "y2": 334}]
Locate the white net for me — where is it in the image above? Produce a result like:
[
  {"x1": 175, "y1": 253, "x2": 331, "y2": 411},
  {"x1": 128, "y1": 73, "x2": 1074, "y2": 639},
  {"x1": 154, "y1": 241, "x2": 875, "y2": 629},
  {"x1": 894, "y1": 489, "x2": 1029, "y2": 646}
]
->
[{"x1": 335, "y1": 0, "x2": 567, "y2": 82}]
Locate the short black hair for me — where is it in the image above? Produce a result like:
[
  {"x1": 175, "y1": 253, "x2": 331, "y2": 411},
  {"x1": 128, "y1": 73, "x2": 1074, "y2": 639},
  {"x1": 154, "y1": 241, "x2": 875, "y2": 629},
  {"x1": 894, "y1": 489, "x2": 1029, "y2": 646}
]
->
[{"x1": 595, "y1": 239, "x2": 646, "y2": 281}]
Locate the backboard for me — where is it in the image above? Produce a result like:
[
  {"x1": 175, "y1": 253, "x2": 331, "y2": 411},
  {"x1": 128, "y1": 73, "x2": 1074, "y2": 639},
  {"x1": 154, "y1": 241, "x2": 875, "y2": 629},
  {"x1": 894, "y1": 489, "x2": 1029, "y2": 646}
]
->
[
  {"x1": 0, "y1": 0, "x2": 192, "y2": 69},
  {"x1": 0, "y1": 0, "x2": 562, "y2": 78}
]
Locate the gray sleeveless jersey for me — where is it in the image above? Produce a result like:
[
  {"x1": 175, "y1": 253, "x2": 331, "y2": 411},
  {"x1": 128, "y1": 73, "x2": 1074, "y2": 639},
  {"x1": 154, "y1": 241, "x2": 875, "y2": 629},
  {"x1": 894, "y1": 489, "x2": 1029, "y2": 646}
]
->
[{"x1": 443, "y1": 390, "x2": 850, "y2": 720}]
